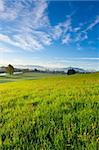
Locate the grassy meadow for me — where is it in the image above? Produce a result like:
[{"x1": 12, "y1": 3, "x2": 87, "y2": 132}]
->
[
  {"x1": 0, "y1": 73, "x2": 99, "y2": 149},
  {"x1": 0, "y1": 72, "x2": 55, "y2": 83}
]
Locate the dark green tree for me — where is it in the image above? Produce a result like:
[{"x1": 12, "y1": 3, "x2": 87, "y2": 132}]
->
[
  {"x1": 6, "y1": 64, "x2": 14, "y2": 75},
  {"x1": 67, "y1": 69, "x2": 76, "y2": 75}
]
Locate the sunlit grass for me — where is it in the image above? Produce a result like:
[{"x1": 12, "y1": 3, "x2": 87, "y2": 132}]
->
[{"x1": 0, "y1": 73, "x2": 99, "y2": 149}]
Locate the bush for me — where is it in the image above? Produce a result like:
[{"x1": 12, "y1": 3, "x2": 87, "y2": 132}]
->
[{"x1": 67, "y1": 69, "x2": 76, "y2": 75}]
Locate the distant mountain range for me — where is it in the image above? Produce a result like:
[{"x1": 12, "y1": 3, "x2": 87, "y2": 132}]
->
[
  {"x1": 0, "y1": 65, "x2": 96, "y2": 73},
  {"x1": 14, "y1": 65, "x2": 87, "y2": 73},
  {"x1": 52, "y1": 67, "x2": 86, "y2": 73},
  {"x1": 14, "y1": 65, "x2": 46, "y2": 70}
]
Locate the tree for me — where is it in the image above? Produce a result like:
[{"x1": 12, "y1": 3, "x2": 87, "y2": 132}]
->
[
  {"x1": 34, "y1": 68, "x2": 40, "y2": 72},
  {"x1": 6, "y1": 64, "x2": 14, "y2": 75},
  {"x1": 67, "y1": 69, "x2": 76, "y2": 75}
]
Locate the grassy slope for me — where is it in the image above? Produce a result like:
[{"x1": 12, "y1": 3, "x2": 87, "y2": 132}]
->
[{"x1": 0, "y1": 73, "x2": 99, "y2": 149}]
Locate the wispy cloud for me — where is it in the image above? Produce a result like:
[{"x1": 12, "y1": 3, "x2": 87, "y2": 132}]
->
[
  {"x1": 32, "y1": 31, "x2": 52, "y2": 46},
  {"x1": 0, "y1": 46, "x2": 12, "y2": 53},
  {"x1": 0, "y1": 0, "x2": 51, "y2": 51},
  {"x1": 62, "y1": 16, "x2": 72, "y2": 35},
  {"x1": 51, "y1": 24, "x2": 63, "y2": 40},
  {"x1": 72, "y1": 15, "x2": 99, "y2": 45},
  {"x1": 76, "y1": 43, "x2": 83, "y2": 50},
  {"x1": 53, "y1": 57, "x2": 99, "y2": 61},
  {"x1": 51, "y1": 15, "x2": 72, "y2": 43},
  {"x1": 73, "y1": 27, "x2": 81, "y2": 32},
  {"x1": 0, "y1": 34, "x2": 20, "y2": 47},
  {"x1": 0, "y1": 0, "x2": 98, "y2": 53},
  {"x1": 37, "y1": 57, "x2": 99, "y2": 69},
  {"x1": 76, "y1": 57, "x2": 99, "y2": 60},
  {"x1": 0, "y1": 33, "x2": 44, "y2": 51},
  {"x1": 0, "y1": 0, "x2": 73, "y2": 52},
  {"x1": 86, "y1": 15, "x2": 99, "y2": 31},
  {"x1": 0, "y1": 0, "x2": 4, "y2": 12},
  {"x1": 74, "y1": 15, "x2": 99, "y2": 45},
  {"x1": 62, "y1": 33, "x2": 71, "y2": 44},
  {"x1": 0, "y1": 0, "x2": 22, "y2": 20},
  {"x1": 75, "y1": 31, "x2": 88, "y2": 42}
]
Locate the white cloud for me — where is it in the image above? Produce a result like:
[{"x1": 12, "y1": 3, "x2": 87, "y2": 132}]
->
[
  {"x1": 51, "y1": 16, "x2": 72, "y2": 43},
  {"x1": 77, "y1": 57, "x2": 99, "y2": 60},
  {"x1": 0, "y1": 0, "x2": 51, "y2": 51},
  {"x1": 0, "y1": 0, "x2": 98, "y2": 53},
  {"x1": 74, "y1": 15, "x2": 99, "y2": 44},
  {"x1": 0, "y1": 34, "x2": 10, "y2": 41},
  {"x1": 0, "y1": 34, "x2": 19, "y2": 46},
  {"x1": 62, "y1": 17, "x2": 72, "y2": 33},
  {"x1": 52, "y1": 24, "x2": 63, "y2": 40},
  {"x1": 42, "y1": 62, "x2": 66, "y2": 68},
  {"x1": 86, "y1": 15, "x2": 99, "y2": 31},
  {"x1": 18, "y1": 0, "x2": 49, "y2": 31},
  {"x1": 20, "y1": 34, "x2": 43, "y2": 51},
  {"x1": 32, "y1": 31, "x2": 52, "y2": 46},
  {"x1": 32, "y1": 0, "x2": 49, "y2": 28},
  {"x1": 76, "y1": 43, "x2": 83, "y2": 50},
  {"x1": 0, "y1": 0, "x2": 73, "y2": 51},
  {"x1": 72, "y1": 16, "x2": 99, "y2": 44},
  {"x1": 0, "y1": 0, "x2": 22, "y2": 20},
  {"x1": 0, "y1": 33, "x2": 44, "y2": 51},
  {"x1": 75, "y1": 31, "x2": 88, "y2": 42},
  {"x1": 0, "y1": 0, "x2": 4, "y2": 11},
  {"x1": 37, "y1": 57, "x2": 99, "y2": 70},
  {"x1": 73, "y1": 27, "x2": 81, "y2": 32},
  {"x1": 73, "y1": 15, "x2": 99, "y2": 46},
  {"x1": 0, "y1": 46, "x2": 12, "y2": 53},
  {"x1": 62, "y1": 33, "x2": 71, "y2": 44}
]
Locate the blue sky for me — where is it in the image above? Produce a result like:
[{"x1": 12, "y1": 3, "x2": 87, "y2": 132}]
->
[{"x1": 0, "y1": 0, "x2": 99, "y2": 70}]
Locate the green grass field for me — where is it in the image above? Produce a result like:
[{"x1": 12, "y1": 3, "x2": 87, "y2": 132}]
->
[
  {"x1": 0, "y1": 73, "x2": 99, "y2": 149},
  {"x1": 0, "y1": 72, "x2": 56, "y2": 83}
]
